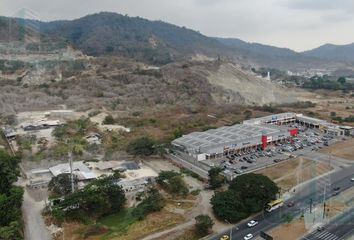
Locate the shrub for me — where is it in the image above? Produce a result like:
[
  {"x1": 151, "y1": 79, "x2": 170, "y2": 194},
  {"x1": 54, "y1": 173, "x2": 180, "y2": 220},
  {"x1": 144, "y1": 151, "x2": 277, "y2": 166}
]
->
[{"x1": 103, "y1": 115, "x2": 115, "y2": 125}]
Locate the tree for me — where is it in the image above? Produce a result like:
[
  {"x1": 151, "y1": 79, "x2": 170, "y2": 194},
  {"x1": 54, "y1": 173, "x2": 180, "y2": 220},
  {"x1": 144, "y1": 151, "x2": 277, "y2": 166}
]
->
[
  {"x1": 127, "y1": 137, "x2": 155, "y2": 156},
  {"x1": 210, "y1": 174, "x2": 279, "y2": 223},
  {"x1": 132, "y1": 188, "x2": 165, "y2": 220},
  {"x1": 168, "y1": 176, "x2": 189, "y2": 196},
  {"x1": 156, "y1": 171, "x2": 180, "y2": 185},
  {"x1": 103, "y1": 115, "x2": 115, "y2": 125},
  {"x1": 195, "y1": 214, "x2": 214, "y2": 237},
  {"x1": 208, "y1": 167, "x2": 226, "y2": 189},
  {"x1": 0, "y1": 151, "x2": 21, "y2": 194},
  {"x1": 338, "y1": 77, "x2": 346, "y2": 85},
  {"x1": 156, "y1": 171, "x2": 189, "y2": 196},
  {"x1": 53, "y1": 176, "x2": 126, "y2": 220},
  {"x1": 48, "y1": 173, "x2": 74, "y2": 196},
  {"x1": 210, "y1": 190, "x2": 248, "y2": 223},
  {"x1": 0, "y1": 151, "x2": 23, "y2": 239},
  {"x1": 229, "y1": 173, "x2": 279, "y2": 213}
]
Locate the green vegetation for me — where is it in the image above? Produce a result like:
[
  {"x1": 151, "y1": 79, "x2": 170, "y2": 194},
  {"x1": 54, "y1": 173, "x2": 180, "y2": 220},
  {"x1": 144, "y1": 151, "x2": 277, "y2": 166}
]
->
[
  {"x1": 98, "y1": 187, "x2": 165, "y2": 237},
  {"x1": 331, "y1": 115, "x2": 354, "y2": 123},
  {"x1": 98, "y1": 208, "x2": 137, "y2": 233},
  {"x1": 180, "y1": 168, "x2": 205, "y2": 181},
  {"x1": 194, "y1": 214, "x2": 214, "y2": 237},
  {"x1": 0, "y1": 60, "x2": 26, "y2": 73},
  {"x1": 131, "y1": 188, "x2": 165, "y2": 220},
  {"x1": 48, "y1": 173, "x2": 75, "y2": 197},
  {"x1": 156, "y1": 171, "x2": 189, "y2": 196},
  {"x1": 127, "y1": 137, "x2": 156, "y2": 156},
  {"x1": 0, "y1": 150, "x2": 23, "y2": 240},
  {"x1": 52, "y1": 176, "x2": 126, "y2": 222},
  {"x1": 303, "y1": 76, "x2": 354, "y2": 91},
  {"x1": 211, "y1": 173, "x2": 278, "y2": 223},
  {"x1": 208, "y1": 167, "x2": 226, "y2": 189},
  {"x1": 103, "y1": 115, "x2": 115, "y2": 125}
]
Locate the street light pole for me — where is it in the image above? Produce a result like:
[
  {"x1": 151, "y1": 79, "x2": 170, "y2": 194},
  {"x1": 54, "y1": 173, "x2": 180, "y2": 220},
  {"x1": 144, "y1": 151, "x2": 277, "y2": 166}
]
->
[{"x1": 225, "y1": 220, "x2": 232, "y2": 239}]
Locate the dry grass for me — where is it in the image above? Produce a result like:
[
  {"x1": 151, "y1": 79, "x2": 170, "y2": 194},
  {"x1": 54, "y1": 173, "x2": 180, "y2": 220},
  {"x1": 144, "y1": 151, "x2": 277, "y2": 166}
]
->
[
  {"x1": 255, "y1": 159, "x2": 302, "y2": 181},
  {"x1": 172, "y1": 228, "x2": 200, "y2": 240},
  {"x1": 269, "y1": 219, "x2": 307, "y2": 240},
  {"x1": 255, "y1": 158, "x2": 333, "y2": 192},
  {"x1": 109, "y1": 210, "x2": 185, "y2": 240},
  {"x1": 320, "y1": 138, "x2": 354, "y2": 161}
]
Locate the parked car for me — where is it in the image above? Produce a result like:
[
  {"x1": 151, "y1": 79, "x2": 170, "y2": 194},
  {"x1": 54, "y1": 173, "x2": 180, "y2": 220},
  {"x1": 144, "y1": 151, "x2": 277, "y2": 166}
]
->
[{"x1": 241, "y1": 166, "x2": 248, "y2": 170}]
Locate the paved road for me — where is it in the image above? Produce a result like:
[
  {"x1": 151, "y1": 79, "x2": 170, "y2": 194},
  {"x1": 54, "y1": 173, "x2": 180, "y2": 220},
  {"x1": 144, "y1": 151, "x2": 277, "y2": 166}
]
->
[
  {"x1": 302, "y1": 206, "x2": 354, "y2": 240},
  {"x1": 208, "y1": 165, "x2": 354, "y2": 240}
]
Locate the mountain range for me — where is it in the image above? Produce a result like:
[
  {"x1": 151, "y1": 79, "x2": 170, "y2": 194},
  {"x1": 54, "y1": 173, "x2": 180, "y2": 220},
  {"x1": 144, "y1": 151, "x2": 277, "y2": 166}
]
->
[{"x1": 1, "y1": 12, "x2": 354, "y2": 71}]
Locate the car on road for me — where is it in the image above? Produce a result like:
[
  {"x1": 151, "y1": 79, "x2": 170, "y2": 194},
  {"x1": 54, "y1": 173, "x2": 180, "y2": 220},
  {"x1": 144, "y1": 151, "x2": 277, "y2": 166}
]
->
[
  {"x1": 220, "y1": 235, "x2": 230, "y2": 240},
  {"x1": 317, "y1": 226, "x2": 325, "y2": 232},
  {"x1": 333, "y1": 186, "x2": 341, "y2": 191},
  {"x1": 247, "y1": 220, "x2": 258, "y2": 227},
  {"x1": 240, "y1": 166, "x2": 248, "y2": 170},
  {"x1": 287, "y1": 201, "x2": 295, "y2": 207},
  {"x1": 351, "y1": 177, "x2": 354, "y2": 182},
  {"x1": 244, "y1": 233, "x2": 254, "y2": 240}
]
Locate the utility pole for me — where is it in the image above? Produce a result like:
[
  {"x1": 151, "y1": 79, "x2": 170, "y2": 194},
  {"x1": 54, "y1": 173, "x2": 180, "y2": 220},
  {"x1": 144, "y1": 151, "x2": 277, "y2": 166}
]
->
[
  {"x1": 310, "y1": 198, "x2": 313, "y2": 213},
  {"x1": 323, "y1": 184, "x2": 326, "y2": 219},
  {"x1": 69, "y1": 152, "x2": 74, "y2": 193},
  {"x1": 225, "y1": 220, "x2": 232, "y2": 240}
]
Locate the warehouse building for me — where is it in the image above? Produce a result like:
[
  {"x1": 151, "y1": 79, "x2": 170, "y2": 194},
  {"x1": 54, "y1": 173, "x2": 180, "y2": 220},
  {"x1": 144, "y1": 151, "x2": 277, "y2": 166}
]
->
[
  {"x1": 172, "y1": 121, "x2": 298, "y2": 161},
  {"x1": 172, "y1": 112, "x2": 350, "y2": 161}
]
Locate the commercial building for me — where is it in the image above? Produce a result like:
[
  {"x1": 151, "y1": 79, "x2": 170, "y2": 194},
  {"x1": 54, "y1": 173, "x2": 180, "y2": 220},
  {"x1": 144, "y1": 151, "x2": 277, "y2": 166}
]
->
[
  {"x1": 172, "y1": 116, "x2": 298, "y2": 161},
  {"x1": 172, "y1": 112, "x2": 348, "y2": 161}
]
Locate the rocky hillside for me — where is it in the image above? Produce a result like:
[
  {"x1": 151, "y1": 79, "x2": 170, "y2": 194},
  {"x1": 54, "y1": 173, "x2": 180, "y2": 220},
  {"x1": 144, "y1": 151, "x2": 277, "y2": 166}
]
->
[{"x1": 0, "y1": 56, "x2": 299, "y2": 115}]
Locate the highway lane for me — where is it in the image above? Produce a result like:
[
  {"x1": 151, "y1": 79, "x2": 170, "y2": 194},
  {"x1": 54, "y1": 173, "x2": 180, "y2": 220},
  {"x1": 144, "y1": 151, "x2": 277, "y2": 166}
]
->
[
  {"x1": 209, "y1": 165, "x2": 354, "y2": 240},
  {"x1": 302, "y1": 206, "x2": 354, "y2": 240}
]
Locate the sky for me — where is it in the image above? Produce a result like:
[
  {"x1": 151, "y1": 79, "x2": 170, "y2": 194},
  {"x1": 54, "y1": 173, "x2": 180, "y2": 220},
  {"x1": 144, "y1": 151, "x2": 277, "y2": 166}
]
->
[{"x1": 1, "y1": 0, "x2": 354, "y2": 52}]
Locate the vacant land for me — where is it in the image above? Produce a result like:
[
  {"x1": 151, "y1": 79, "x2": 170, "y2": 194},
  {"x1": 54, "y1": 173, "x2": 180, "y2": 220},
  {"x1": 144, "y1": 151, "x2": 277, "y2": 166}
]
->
[
  {"x1": 320, "y1": 138, "x2": 354, "y2": 161},
  {"x1": 269, "y1": 219, "x2": 307, "y2": 240},
  {"x1": 255, "y1": 158, "x2": 333, "y2": 192}
]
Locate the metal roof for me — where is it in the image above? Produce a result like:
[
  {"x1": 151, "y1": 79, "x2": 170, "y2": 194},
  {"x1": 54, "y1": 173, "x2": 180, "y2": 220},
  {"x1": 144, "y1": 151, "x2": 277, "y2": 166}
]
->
[{"x1": 172, "y1": 123, "x2": 286, "y2": 152}]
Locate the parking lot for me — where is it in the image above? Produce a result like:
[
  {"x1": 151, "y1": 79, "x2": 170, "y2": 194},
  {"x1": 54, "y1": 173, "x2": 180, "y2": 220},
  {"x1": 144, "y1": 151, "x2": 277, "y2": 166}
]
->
[{"x1": 206, "y1": 123, "x2": 338, "y2": 179}]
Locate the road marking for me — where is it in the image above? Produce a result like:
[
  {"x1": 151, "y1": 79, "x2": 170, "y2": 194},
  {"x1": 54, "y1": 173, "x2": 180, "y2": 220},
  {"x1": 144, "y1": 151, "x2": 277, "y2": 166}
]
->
[{"x1": 313, "y1": 230, "x2": 340, "y2": 240}]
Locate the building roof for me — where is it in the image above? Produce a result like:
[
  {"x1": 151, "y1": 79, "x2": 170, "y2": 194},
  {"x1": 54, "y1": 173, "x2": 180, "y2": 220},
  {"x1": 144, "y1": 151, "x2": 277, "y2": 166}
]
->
[
  {"x1": 243, "y1": 112, "x2": 296, "y2": 125},
  {"x1": 172, "y1": 123, "x2": 287, "y2": 152},
  {"x1": 96, "y1": 161, "x2": 122, "y2": 171},
  {"x1": 49, "y1": 161, "x2": 97, "y2": 180},
  {"x1": 295, "y1": 114, "x2": 326, "y2": 125}
]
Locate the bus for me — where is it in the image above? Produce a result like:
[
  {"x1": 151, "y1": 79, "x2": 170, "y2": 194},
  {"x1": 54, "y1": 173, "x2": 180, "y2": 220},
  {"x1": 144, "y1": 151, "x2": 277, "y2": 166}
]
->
[{"x1": 265, "y1": 199, "x2": 284, "y2": 212}]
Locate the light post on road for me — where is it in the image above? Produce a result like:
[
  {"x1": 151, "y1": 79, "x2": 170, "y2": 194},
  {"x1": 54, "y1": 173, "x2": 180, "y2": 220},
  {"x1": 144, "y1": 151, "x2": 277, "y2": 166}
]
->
[{"x1": 225, "y1": 220, "x2": 232, "y2": 240}]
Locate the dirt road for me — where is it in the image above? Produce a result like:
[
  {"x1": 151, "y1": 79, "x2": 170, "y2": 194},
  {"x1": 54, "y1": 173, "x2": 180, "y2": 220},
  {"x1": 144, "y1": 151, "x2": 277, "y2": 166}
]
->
[{"x1": 22, "y1": 189, "x2": 52, "y2": 240}]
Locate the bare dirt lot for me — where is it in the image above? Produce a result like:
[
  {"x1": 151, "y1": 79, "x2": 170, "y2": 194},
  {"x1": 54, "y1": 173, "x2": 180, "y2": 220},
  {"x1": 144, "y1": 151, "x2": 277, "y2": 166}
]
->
[
  {"x1": 269, "y1": 219, "x2": 307, "y2": 240},
  {"x1": 320, "y1": 138, "x2": 354, "y2": 161},
  {"x1": 255, "y1": 158, "x2": 333, "y2": 192}
]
